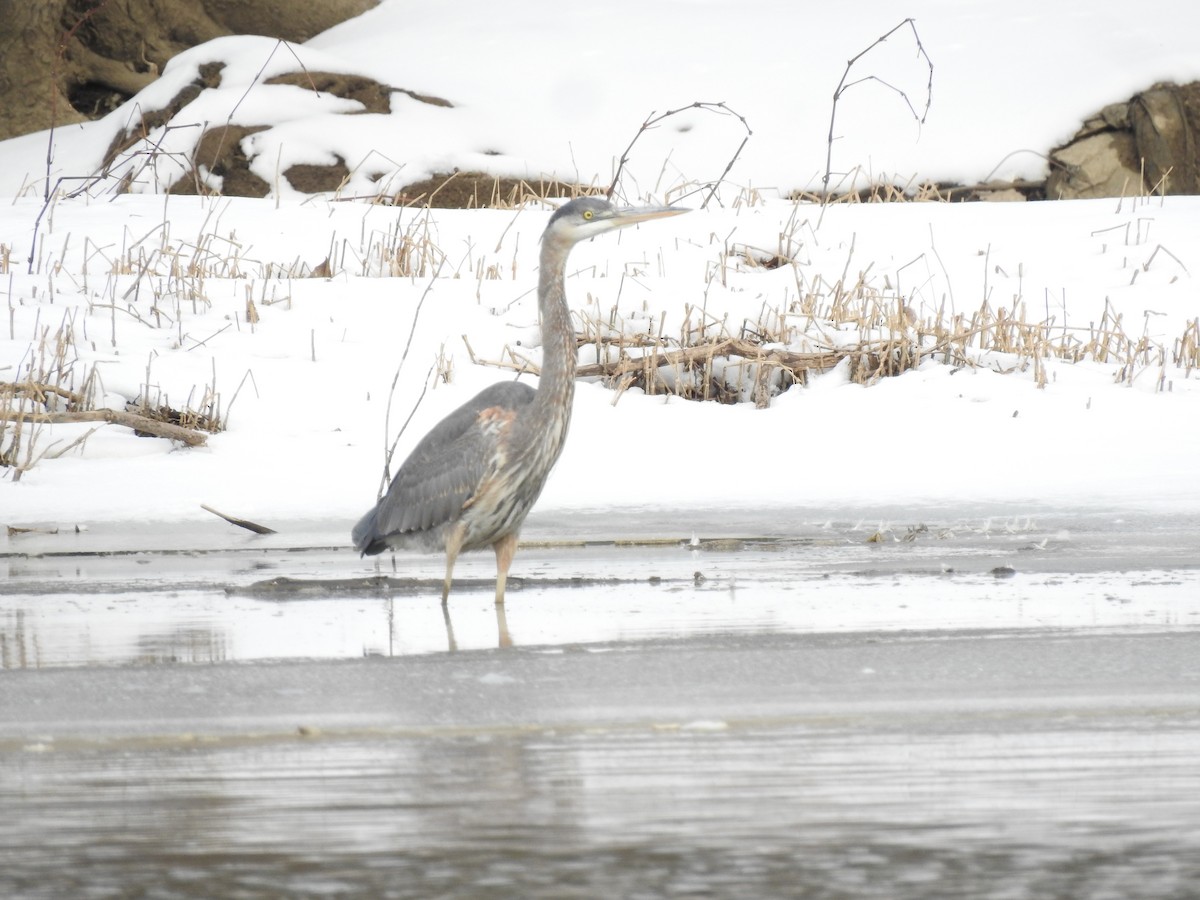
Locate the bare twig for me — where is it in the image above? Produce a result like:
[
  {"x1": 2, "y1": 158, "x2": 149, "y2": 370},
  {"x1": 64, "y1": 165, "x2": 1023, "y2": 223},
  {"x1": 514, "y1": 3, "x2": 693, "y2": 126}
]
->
[
  {"x1": 45, "y1": 1, "x2": 118, "y2": 202},
  {"x1": 44, "y1": 425, "x2": 101, "y2": 459},
  {"x1": 607, "y1": 101, "x2": 752, "y2": 209},
  {"x1": 820, "y1": 18, "x2": 933, "y2": 219},
  {"x1": 27, "y1": 176, "x2": 96, "y2": 274},
  {"x1": 200, "y1": 40, "x2": 316, "y2": 181},
  {"x1": 378, "y1": 258, "x2": 446, "y2": 498}
]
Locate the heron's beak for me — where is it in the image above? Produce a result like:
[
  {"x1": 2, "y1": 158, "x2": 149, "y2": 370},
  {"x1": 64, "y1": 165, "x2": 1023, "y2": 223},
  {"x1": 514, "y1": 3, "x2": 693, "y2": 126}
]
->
[{"x1": 609, "y1": 205, "x2": 690, "y2": 226}]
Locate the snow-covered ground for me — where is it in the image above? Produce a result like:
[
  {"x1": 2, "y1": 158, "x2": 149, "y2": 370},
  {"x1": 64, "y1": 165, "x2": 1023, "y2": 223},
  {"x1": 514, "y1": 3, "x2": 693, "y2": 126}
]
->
[
  {"x1": 4, "y1": 1, "x2": 1200, "y2": 200},
  {"x1": 2, "y1": 1, "x2": 1199, "y2": 535}
]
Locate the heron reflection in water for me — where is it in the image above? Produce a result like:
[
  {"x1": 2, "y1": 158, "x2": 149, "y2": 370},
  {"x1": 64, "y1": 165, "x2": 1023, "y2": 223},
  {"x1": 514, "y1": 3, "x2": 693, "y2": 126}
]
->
[{"x1": 353, "y1": 197, "x2": 686, "y2": 620}]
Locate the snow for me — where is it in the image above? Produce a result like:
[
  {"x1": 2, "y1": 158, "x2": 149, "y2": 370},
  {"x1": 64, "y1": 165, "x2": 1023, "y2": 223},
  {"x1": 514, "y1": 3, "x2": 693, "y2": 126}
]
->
[{"x1": 2, "y1": 1, "x2": 1200, "y2": 536}]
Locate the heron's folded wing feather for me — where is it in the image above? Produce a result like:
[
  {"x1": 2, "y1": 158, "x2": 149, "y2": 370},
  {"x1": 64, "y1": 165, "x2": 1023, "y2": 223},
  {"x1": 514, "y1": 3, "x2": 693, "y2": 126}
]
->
[{"x1": 368, "y1": 382, "x2": 536, "y2": 540}]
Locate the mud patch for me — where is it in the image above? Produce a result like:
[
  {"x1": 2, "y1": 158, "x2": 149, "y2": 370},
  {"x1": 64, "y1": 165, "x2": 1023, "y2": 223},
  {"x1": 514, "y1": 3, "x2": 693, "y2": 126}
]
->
[
  {"x1": 389, "y1": 171, "x2": 595, "y2": 208},
  {"x1": 264, "y1": 72, "x2": 450, "y2": 114},
  {"x1": 101, "y1": 67, "x2": 451, "y2": 197},
  {"x1": 169, "y1": 125, "x2": 270, "y2": 197},
  {"x1": 283, "y1": 157, "x2": 351, "y2": 194},
  {"x1": 101, "y1": 61, "x2": 226, "y2": 187}
]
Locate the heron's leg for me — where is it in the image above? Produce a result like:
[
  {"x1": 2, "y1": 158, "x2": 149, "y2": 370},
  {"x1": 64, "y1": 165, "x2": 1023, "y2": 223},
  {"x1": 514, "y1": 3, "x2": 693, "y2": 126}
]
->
[
  {"x1": 441, "y1": 603, "x2": 459, "y2": 653},
  {"x1": 442, "y1": 524, "x2": 466, "y2": 607},
  {"x1": 494, "y1": 602, "x2": 512, "y2": 649},
  {"x1": 492, "y1": 531, "x2": 519, "y2": 605}
]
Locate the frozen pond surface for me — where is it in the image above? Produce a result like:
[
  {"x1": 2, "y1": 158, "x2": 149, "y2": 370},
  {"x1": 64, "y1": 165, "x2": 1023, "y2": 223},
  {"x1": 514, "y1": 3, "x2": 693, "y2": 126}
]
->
[{"x1": 2, "y1": 508, "x2": 1200, "y2": 897}]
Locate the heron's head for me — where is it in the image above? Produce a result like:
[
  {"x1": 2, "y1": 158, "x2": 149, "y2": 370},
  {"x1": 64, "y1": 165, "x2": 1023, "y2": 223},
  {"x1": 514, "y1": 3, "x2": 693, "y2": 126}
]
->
[{"x1": 543, "y1": 196, "x2": 687, "y2": 247}]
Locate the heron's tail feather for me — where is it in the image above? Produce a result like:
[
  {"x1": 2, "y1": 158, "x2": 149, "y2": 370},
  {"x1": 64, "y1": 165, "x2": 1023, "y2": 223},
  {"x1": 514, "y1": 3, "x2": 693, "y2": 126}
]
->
[{"x1": 351, "y1": 505, "x2": 386, "y2": 556}]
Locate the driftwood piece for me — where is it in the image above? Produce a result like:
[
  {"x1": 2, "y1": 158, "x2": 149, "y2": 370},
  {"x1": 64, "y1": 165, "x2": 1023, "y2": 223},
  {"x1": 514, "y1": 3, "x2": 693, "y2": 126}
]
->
[{"x1": 0, "y1": 409, "x2": 208, "y2": 446}]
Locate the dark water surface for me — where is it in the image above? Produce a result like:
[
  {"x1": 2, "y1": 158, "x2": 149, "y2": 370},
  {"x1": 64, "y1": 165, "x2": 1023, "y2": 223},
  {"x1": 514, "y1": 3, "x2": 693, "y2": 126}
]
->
[{"x1": 2, "y1": 510, "x2": 1199, "y2": 898}]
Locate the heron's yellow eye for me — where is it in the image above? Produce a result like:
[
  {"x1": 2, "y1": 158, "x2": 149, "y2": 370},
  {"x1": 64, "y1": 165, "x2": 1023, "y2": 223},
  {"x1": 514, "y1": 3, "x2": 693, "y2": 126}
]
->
[{"x1": 582, "y1": 210, "x2": 593, "y2": 220}]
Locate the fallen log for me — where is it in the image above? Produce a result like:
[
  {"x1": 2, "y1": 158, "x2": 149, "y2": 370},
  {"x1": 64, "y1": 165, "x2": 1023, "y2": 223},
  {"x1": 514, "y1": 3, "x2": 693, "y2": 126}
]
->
[{"x1": 0, "y1": 409, "x2": 208, "y2": 446}]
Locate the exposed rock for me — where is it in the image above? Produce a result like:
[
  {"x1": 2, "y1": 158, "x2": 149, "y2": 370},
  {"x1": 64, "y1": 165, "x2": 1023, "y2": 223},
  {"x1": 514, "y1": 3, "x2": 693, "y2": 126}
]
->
[
  {"x1": 1097, "y1": 101, "x2": 1131, "y2": 132},
  {"x1": 975, "y1": 188, "x2": 1027, "y2": 203},
  {"x1": 1130, "y1": 84, "x2": 1200, "y2": 193},
  {"x1": 1047, "y1": 81, "x2": 1200, "y2": 199},
  {"x1": 1046, "y1": 131, "x2": 1140, "y2": 199}
]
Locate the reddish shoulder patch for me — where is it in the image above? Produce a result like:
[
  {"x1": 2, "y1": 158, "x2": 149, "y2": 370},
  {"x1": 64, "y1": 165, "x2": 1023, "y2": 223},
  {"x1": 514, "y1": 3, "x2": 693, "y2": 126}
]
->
[{"x1": 477, "y1": 405, "x2": 518, "y2": 429}]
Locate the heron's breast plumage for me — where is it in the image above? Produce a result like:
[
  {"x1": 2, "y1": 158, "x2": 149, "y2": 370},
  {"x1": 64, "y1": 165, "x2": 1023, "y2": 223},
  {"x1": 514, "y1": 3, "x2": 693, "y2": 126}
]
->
[{"x1": 457, "y1": 391, "x2": 571, "y2": 551}]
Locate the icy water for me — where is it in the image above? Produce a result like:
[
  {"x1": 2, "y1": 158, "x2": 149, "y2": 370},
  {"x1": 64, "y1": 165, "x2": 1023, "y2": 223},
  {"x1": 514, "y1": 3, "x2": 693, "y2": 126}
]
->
[{"x1": 2, "y1": 509, "x2": 1200, "y2": 898}]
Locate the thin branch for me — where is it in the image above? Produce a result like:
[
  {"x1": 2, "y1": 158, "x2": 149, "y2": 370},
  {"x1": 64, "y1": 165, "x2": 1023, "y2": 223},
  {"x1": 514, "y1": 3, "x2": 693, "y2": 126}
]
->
[
  {"x1": 46, "y1": 0, "x2": 118, "y2": 202},
  {"x1": 200, "y1": 40, "x2": 317, "y2": 183},
  {"x1": 377, "y1": 257, "x2": 446, "y2": 498},
  {"x1": 607, "y1": 101, "x2": 752, "y2": 209},
  {"x1": 820, "y1": 18, "x2": 933, "y2": 217}
]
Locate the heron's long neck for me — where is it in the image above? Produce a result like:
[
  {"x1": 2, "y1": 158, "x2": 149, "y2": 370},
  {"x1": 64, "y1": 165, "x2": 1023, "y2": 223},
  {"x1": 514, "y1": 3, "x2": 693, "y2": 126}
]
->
[{"x1": 534, "y1": 237, "x2": 577, "y2": 421}]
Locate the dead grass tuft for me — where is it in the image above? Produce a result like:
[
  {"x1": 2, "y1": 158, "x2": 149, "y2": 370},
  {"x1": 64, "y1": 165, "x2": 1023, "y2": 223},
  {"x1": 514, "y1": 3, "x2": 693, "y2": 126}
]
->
[
  {"x1": 475, "y1": 243, "x2": 1197, "y2": 407},
  {"x1": 1, "y1": 311, "x2": 221, "y2": 479}
]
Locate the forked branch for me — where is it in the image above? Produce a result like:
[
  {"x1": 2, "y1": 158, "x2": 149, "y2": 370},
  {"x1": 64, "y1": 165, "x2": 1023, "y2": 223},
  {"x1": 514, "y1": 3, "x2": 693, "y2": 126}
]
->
[
  {"x1": 607, "y1": 101, "x2": 752, "y2": 209},
  {"x1": 820, "y1": 18, "x2": 934, "y2": 212}
]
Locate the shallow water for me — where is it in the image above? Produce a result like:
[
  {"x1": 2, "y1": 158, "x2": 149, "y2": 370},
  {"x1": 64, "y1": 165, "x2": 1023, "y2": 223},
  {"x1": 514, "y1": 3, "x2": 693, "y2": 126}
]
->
[
  {"x1": 7, "y1": 712, "x2": 1200, "y2": 899},
  {"x1": 4, "y1": 509, "x2": 1198, "y2": 666},
  {"x1": 2, "y1": 509, "x2": 1199, "y2": 898}
]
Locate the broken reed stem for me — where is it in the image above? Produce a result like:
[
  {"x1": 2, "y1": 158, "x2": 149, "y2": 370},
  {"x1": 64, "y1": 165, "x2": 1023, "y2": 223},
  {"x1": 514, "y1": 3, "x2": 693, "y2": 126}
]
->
[{"x1": 1, "y1": 381, "x2": 82, "y2": 406}]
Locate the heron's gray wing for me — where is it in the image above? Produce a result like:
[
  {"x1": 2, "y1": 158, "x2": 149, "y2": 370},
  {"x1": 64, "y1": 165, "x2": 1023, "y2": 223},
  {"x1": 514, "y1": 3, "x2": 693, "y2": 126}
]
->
[{"x1": 354, "y1": 381, "x2": 535, "y2": 552}]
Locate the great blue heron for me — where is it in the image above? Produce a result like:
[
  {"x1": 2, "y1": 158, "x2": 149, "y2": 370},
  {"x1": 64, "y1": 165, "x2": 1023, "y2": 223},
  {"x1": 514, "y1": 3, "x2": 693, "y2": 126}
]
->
[{"x1": 353, "y1": 196, "x2": 686, "y2": 605}]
